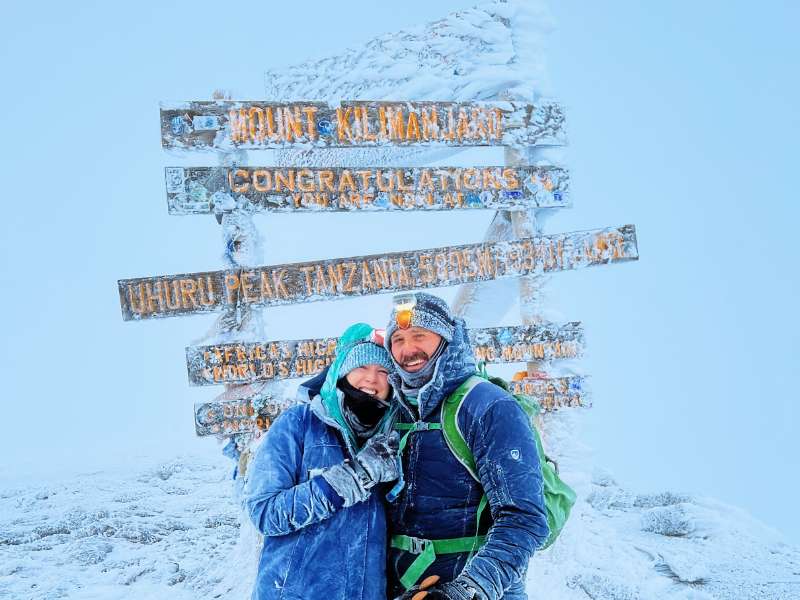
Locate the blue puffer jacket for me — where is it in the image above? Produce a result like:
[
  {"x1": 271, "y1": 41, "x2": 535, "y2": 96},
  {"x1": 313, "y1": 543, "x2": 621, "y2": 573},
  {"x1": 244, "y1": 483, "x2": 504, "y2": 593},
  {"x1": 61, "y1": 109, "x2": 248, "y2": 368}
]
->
[
  {"x1": 243, "y1": 356, "x2": 390, "y2": 600},
  {"x1": 387, "y1": 319, "x2": 550, "y2": 599}
]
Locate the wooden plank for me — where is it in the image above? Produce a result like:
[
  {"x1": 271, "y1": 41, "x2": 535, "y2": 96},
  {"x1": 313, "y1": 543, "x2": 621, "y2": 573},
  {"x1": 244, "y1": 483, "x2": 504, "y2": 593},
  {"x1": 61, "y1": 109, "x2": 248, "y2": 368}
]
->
[
  {"x1": 160, "y1": 100, "x2": 566, "y2": 150},
  {"x1": 117, "y1": 225, "x2": 639, "y2": 321},
  {"x1": 194, "y1": 374, "x2": 589, "y2": 437},
  {"x1": 185, "y1": 322, "x2": 584, "y2": 386},
  {"x1": 164, "y1": 165, "x2": 570, "y2": 215},
  {"x1": 194, "y1": 396, "x2": 294, "y2": 437},
  {"x1": 509, "y1": 376, "x2": 591, "y2": 411}
]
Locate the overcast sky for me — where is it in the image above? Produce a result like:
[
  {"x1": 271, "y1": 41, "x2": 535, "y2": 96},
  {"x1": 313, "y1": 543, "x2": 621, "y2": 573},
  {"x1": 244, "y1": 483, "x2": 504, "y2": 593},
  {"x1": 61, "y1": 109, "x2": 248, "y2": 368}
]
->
[{"x1": 1, "y1": 0, "x2": 798, "y2": 543}]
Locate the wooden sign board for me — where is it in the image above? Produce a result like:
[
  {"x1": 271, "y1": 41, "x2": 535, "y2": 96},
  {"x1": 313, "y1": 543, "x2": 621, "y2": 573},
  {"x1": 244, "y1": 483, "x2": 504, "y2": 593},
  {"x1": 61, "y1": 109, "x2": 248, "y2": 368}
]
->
[
  {"x1": 118, "y1": 225, "x2": 638, "y2": 321},
  {"x1": 194, "y1": 374, "x2": 588, "y2": 437},
  {"x1": 185, "y1": 322, "x2": 584, "y2": 386},
  {"x1": 164, "y1": 165, "x2": 570, "y2": 215},
  {"x1": 160, "y1": 100, "x2": 566, "y2": 150},
  {"x1": 194, "y1": 396, "x2": 294, "y2": 437},
  {"x1": 509, "y1": 376, "x2": 591, "y2": 411}
]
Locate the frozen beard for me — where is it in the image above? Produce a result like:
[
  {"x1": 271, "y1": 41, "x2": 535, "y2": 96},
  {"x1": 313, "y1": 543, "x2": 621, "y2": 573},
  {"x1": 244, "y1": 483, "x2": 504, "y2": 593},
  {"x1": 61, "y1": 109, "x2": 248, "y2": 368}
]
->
[
  {"x1": 396, "y1": 338, "x2": 448, "y2": 396},
  {"x1": 336, "y1": 378, "x2": 391, "y2": 439}
]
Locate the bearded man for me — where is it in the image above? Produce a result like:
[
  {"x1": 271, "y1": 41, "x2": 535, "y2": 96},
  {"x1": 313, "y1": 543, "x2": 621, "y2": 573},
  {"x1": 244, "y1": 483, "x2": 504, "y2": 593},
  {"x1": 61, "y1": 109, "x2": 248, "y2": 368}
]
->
[{"x1": 384, "y1": 292, "x2": 549, "y2": 600}]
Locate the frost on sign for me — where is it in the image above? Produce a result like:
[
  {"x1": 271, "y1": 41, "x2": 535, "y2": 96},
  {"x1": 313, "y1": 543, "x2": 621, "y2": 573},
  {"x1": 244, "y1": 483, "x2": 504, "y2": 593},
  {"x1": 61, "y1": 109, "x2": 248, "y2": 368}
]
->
[
  {"x1": 194, "y1": 375, "x2": 589, "y2": 437},
  {"x1": 160, "y1": 100, "x2": 566, "y2": 150},
  {"x1": 510, "y1": 376, "x2": 592, "y2": 411},
  {"x1": 118, "y1": 225, "x2": 638, "y2": 321},
  {"x1": 185, "y1": 323, "x2": 585, "y2": 386},
  {"x1": 164, "y1": 166, "x2": 570, "y2": 215},
  {"x1": 194, "y1": 397, "x2": 295, "y2": 437}
]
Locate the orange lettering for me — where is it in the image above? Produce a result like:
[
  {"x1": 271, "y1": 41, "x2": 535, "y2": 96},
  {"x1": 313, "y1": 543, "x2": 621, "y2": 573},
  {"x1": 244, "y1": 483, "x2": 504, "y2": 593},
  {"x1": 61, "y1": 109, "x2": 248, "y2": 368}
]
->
[
  {"x1": 229, "y1": 169, "x2": 250, "y2": 193},
  {"x1": 336, "y1": 107, "x2": 353, "y2": 141},
  {"x1": 179, "y1": 279, "x2": 198, "y2": 308},
  {"x1": 302, "y1": 106, "x2": 318, "y2": 140},
  {"x1": 420, "y1": 107, "x2": 439, "y2": 139},
  {"x1": 253, "y1": 169, "x2": 271, "y2": 192}
]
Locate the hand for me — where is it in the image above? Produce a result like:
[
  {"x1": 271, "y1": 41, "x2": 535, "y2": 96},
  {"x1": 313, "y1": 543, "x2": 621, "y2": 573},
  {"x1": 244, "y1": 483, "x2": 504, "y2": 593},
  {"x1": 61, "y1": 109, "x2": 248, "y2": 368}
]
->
[
  {"x1": 320, "y1": 432, "x2": 400, "y2": 508},
  {"x1": 320, "y1": 461, "x2": 371, "y2": 507},
  {"x1": 406, "y1": 578, "x2": 483, "y2": 600},
  {"x1": 354, "y1": 431, "x2": 400, "y2": 485},
  {"x1": 395, "y1": 575, "x2": 440, "y2": 600}
]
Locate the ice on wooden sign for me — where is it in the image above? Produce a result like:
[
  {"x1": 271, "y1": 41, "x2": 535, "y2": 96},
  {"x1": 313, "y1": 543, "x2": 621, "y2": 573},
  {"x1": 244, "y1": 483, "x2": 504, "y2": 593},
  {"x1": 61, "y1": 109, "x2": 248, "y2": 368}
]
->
[
  {"x1": 118, "y1": 226, "x2": 639, "y2": 321},
  {"x1": 185, "y1": 323, "x2": 584, "y2": 386},
  {"x1": 160, "y1": 100, "x2": 566, "y2": 150},
  {"x1": 164, "y1": 165, "x2": 570, "y2": 214}
]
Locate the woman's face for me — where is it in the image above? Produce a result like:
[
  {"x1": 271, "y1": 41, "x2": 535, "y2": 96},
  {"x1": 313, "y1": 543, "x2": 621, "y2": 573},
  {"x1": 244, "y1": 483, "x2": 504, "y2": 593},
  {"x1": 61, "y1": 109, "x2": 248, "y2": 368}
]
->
[{"x1": 345, "y1": 364, "x2": 391, "y2": 401}]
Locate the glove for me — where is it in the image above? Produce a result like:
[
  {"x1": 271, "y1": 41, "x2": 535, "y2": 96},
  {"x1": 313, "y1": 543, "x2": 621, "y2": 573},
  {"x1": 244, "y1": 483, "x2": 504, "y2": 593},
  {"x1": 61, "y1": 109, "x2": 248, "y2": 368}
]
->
[
  {"x1": 354, "y1": 431, "x2": 400, "y2": 484},
  {"x1": 320, "y1": 460, "x2": 369, "y2": 507},
  {"x1": 395, "y1": 575, "x2": 441, "y2": 600},
  {"x1": 321, "y1": 432, "x2": 400, "y2": 507},
  {"x1": 398, "y1": 577, "x2": 485, "y2": 600}
]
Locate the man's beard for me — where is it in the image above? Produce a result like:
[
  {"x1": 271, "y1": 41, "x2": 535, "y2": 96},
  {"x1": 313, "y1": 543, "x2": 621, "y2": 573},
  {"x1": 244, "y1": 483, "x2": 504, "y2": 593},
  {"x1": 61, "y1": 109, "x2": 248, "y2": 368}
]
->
[
  {"x1": 395, "y1": 340, "x2": 447, "y2": 392},
  {"x1": 398, "y1": 350, "x2": 431, "y2": 372}
]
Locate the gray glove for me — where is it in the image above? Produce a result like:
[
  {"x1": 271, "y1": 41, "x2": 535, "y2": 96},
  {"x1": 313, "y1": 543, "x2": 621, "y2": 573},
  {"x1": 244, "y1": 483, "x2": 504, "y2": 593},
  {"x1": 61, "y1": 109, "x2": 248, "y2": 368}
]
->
[
  {"x1": 354, "y1": 431, "x2": 400, "y2": 484},
  {"x1": 321, "y1": 432, "x2": 400, "y2": 507}
]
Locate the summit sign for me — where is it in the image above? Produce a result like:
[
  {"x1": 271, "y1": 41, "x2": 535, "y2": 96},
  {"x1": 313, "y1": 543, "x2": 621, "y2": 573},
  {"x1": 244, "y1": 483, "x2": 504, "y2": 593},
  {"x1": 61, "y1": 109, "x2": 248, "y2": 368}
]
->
[
  {"x1": 117, "y1": 225, "x2": 639, "y2": 321},
  {"x1": 160, "y1": 100, "x2": 566, "y2": 150}
]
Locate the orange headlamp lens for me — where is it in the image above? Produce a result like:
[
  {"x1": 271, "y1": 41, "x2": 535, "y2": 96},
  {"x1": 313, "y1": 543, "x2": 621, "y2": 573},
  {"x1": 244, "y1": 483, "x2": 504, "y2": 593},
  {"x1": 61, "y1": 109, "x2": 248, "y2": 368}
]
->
[{"x1": 396, "y1": 309, "x2": 413, "y2": 329}]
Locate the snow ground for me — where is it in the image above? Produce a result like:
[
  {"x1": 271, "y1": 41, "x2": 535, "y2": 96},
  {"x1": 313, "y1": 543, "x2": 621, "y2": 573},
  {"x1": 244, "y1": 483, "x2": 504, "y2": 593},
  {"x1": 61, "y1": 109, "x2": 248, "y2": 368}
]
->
[{"x1": 2, "y1": 415, "x2": 798, "y2": 600}]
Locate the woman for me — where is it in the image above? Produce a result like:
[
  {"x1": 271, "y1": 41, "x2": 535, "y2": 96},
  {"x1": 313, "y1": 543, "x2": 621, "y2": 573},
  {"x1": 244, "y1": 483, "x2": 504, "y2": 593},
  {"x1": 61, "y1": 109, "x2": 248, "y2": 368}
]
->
[{"x1": 243, "y1": 323, "x2": 399, "y2": 600}]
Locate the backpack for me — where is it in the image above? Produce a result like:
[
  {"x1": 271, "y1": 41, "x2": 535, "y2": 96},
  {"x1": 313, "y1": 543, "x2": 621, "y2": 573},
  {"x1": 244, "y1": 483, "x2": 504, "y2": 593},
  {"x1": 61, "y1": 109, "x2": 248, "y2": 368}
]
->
[{"x1": 440, "y1": 366, "x2": 576, "y2": 550}]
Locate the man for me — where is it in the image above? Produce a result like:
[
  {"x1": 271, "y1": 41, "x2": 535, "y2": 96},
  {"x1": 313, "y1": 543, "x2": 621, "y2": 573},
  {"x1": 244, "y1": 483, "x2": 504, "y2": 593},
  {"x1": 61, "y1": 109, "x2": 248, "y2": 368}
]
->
[{"x1": 384, "y1": 293, "x2": 549, "y2": 600}]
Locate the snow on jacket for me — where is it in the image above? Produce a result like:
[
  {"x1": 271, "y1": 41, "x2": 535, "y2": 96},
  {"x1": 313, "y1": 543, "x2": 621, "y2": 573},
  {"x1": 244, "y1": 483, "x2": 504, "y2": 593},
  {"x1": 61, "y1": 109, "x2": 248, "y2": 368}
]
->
[
  {"x1": 243, "y1": 348, "x2": 390, "y2": 600},
  {"x1": 387, "y1": 318, "x2": 550, "y2": 599}
]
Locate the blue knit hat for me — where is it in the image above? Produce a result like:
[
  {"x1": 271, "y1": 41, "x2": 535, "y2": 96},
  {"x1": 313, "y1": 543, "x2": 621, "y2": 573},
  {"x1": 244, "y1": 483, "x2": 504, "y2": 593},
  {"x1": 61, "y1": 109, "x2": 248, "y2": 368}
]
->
[
  {"x1": 385, "y1": 292, "x2": 455, "y2": 349},
  {"x1": 338, "y1": 340, "x2": 393, "y2": 379}
]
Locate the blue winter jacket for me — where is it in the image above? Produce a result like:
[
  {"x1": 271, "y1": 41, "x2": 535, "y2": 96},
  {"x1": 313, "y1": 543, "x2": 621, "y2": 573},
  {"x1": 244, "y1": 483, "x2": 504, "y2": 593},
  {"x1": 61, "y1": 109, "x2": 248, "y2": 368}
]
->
[
  {"x1": 387, "y1": 319, "x2": 549, "y2": 599},
  {"x1": 243, "y1": 368, "x2": 389, "y2": 600}
]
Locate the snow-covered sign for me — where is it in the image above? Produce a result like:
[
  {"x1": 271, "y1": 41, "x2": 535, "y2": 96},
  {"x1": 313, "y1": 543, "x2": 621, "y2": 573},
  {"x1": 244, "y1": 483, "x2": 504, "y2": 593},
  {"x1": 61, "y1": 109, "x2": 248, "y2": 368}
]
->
[
  {"x1": 194, "y1": 375, "x2": 584, "y2": 437},
  {"x1": 164, "y1": 165, "x2": 569, "y2": 215},
  {"x1": 160, "y1": 100, "x2": 565, "y2": 150},
  {"x1": 194, "y1": 396, "x2": 294, "y2": 437},
  {"x1": 509, "y1": 375, "x2": 591, "y2": 411},
  {"x1": 184, "y1": 322, "x2": 584, "y2": 386},
  {"x1": 118, "y1": 225, "x2": 638, "y2": 321}
]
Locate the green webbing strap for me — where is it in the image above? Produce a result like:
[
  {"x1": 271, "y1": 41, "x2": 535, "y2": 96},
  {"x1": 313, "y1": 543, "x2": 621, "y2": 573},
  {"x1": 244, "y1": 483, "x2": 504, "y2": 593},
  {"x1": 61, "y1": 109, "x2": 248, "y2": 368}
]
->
[
  {"x1": 391, "y1": 531, "x2": 488, "y2": 589},
  {"x1": 393, "y1": 421, "x2": 442, "y2": 458},
  {"x1": 390, "y1": 420, "x2": 489, "y2": 589},
  {"x1": 393, "y1": 423, "x2": 416, "y2": 429},
  {"x1": 391, "y1": 483, "x2": 491, "y2": 589}
]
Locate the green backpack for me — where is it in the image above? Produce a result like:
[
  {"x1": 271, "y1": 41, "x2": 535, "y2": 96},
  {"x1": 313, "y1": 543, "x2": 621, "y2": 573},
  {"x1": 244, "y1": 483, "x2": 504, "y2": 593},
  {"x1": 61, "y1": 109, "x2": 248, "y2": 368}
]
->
[{"x1": 440, "y1": 368, "x2": 577, "y2": 550}]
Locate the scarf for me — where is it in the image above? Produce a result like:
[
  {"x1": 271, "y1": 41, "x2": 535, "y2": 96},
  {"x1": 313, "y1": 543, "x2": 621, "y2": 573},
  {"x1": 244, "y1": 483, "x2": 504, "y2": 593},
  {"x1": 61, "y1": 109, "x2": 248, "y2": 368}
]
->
[{"x1": 336, "y1": 378, "x2": 391, "y2": 440}]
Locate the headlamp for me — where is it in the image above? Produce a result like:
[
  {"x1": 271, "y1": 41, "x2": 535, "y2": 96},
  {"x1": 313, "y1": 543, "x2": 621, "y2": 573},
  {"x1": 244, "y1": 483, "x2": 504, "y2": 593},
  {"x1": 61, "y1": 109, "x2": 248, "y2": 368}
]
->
[{"x1": 392, "y1": 293, "x2": 417, "y2": 329}]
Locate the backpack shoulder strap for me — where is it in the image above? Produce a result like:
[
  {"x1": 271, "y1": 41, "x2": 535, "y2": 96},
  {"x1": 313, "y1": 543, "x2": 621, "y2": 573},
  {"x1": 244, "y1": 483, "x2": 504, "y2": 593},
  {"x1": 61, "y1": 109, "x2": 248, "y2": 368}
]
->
[{"x1": 440, "y1": 375, "x2": 485, "y2": 482}]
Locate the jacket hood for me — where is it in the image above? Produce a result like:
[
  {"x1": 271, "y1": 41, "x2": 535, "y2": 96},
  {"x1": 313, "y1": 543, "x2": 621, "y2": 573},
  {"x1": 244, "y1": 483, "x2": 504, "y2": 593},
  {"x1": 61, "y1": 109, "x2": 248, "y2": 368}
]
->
[{"x1": 388, "y1": 316, "x2": 476, "y2": 420}]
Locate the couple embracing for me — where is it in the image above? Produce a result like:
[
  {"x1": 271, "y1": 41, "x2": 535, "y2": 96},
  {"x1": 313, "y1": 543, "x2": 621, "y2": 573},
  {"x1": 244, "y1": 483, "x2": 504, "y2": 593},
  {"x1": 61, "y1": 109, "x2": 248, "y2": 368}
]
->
[{"x1": 243, "y1": 293, "x2": 549, "y2": 600}]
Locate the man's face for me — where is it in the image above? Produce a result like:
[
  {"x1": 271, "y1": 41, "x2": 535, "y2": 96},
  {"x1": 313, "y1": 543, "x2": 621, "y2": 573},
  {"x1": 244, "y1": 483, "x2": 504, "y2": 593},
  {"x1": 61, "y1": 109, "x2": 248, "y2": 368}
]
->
[{"x1": 390, "y1": 326, "x2": 442, "y2": 373}]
